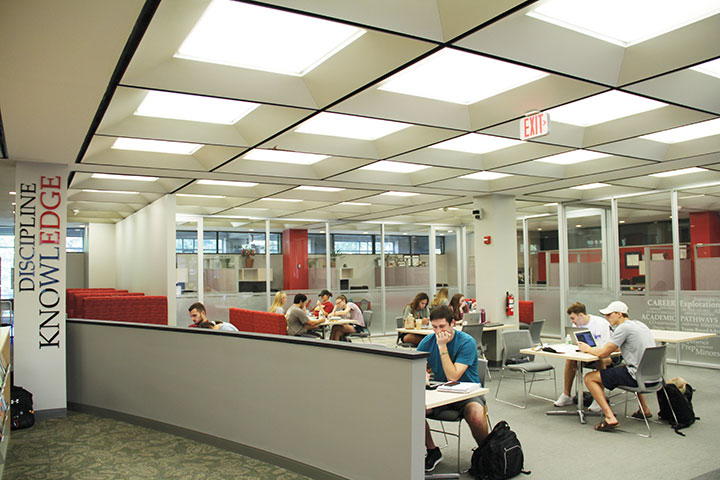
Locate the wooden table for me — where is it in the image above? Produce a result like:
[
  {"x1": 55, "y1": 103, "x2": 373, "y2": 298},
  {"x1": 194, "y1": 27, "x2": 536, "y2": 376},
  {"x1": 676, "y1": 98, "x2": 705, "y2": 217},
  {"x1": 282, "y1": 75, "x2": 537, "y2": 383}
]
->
[{"x1": 314, "y1": 318, "x2": 354, "y2": 339}]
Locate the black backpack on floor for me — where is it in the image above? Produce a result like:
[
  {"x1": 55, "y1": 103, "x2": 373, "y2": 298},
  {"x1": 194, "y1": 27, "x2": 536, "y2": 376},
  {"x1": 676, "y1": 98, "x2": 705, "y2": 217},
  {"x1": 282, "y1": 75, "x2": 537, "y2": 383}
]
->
[
  {"x1": 657, "y1": 382, "x2": 698, "y2": 436},
  {"x1": 10, "y1": 385, "x2": 35, "y2": 430},
  {"x1": 469, "y1": 420, "x2": 530, "y2": 480}
]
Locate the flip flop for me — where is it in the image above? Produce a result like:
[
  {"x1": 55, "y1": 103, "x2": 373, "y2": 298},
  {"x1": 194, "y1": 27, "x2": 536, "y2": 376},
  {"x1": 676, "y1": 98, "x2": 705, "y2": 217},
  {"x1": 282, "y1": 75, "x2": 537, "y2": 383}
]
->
[
  {"x1": 631, "y1": 410, "x2": 652, "y2": 420},
  {"x1": 594, "y1": 420, "x2": 620, "y2": 432}
]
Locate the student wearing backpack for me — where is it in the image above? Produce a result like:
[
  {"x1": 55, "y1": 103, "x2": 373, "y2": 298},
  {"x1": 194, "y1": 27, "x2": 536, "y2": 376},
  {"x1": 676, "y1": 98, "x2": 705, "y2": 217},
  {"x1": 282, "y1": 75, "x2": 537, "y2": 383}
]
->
[
  {"x1": 418, "y1": 305, "x2": 488, "y2": 472},
  {"x1": 578, "y1": 301, "x2": 656, "y2": 432}
]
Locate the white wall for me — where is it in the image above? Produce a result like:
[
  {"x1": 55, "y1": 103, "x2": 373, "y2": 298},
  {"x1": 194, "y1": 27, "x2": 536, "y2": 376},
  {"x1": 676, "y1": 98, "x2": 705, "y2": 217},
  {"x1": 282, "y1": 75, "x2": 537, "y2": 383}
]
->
[
  {"x1": 88, "y1": 223, "x2": 116, "y2": 288},
  {"x1": 115, "y1": 195, "x2": 176, "y2": 324}
]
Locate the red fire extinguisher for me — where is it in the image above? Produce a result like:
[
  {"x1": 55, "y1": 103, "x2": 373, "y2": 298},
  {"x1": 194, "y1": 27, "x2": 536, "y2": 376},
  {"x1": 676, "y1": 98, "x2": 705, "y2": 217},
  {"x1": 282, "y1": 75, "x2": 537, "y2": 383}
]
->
[{"x1": 505, "y1": 292, "x2": 514, "y2": 316}]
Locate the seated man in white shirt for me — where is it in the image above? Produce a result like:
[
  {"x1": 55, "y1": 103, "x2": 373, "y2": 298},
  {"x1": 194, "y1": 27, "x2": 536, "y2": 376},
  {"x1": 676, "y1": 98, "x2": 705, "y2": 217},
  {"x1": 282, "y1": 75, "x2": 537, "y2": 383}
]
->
[{"x1": 554, "y1": 302, "x2": 611, "y2": 412}]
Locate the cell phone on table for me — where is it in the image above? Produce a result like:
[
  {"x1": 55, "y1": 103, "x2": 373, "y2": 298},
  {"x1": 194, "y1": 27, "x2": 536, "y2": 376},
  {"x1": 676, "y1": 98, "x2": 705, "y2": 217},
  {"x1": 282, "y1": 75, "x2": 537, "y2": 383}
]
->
[{"x1": 443, "y1": 381, "x2": 460, "y2": 386}]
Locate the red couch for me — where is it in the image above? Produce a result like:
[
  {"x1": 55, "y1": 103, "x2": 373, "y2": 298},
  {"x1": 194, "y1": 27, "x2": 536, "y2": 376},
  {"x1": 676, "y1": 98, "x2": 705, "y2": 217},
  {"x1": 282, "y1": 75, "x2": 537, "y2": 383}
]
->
[
  {"x1": 228, "y1": 308, "x2": 286, "y2": 335},
  {"x1": 84, "y1": 295, "x2": 168, "y2": 325}
]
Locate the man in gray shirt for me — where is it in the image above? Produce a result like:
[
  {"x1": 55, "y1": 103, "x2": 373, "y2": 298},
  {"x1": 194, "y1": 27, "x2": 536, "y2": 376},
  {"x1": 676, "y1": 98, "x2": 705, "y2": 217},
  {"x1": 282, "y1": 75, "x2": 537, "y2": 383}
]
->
[
  {"x1": 286, "y1": 293, "x2": 324, "y2": 337},
  {"x1": 578, "y1": 300, "x2": 656, "y2": 432}
]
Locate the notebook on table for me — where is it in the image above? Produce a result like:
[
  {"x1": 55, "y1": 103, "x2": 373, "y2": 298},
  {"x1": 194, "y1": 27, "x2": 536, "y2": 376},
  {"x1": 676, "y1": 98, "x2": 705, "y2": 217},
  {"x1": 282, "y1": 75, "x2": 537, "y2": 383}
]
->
[{"x1": 437, "y1": 381, "x2": 481, "y2": 394}]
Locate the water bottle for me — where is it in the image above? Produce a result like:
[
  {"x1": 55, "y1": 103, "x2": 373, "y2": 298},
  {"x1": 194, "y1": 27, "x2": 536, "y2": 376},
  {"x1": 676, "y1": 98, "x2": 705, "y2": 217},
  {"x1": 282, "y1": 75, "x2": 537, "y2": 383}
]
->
[
  {"x1": 480, "y1": 308, "x2": 486, "y2": 324},
  {"x1": 565, "y1": 334, "x2": 572, "y2": 345}
]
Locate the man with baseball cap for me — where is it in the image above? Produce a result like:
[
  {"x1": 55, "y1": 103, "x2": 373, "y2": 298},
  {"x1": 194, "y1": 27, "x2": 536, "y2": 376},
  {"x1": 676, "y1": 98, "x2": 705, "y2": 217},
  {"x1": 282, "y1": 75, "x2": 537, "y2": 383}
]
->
[{"x1": 577, "y1": 300, "x2": 656, "y2": 432}]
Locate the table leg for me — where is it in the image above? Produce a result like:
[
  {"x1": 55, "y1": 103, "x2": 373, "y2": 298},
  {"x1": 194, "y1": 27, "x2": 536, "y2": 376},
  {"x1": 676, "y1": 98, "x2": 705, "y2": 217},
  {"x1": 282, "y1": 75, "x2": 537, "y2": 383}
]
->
[{"x1": 576, "y1": 360, "x2": 586, "y2": 424}]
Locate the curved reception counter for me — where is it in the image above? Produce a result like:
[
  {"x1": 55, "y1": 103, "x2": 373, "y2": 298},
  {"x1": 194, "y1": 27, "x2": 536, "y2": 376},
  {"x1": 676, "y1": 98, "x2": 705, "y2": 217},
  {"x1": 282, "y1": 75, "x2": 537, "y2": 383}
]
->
[{"x1": 67, "y1": 320, "x2": 428, "y2": 479}]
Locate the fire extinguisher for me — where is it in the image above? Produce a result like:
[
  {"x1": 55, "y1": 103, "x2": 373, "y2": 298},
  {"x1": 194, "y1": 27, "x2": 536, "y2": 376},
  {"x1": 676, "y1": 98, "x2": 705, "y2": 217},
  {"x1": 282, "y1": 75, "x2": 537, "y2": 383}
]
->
[{"x1": 505, "y1": 292, "x2": 514, "y2": 316}]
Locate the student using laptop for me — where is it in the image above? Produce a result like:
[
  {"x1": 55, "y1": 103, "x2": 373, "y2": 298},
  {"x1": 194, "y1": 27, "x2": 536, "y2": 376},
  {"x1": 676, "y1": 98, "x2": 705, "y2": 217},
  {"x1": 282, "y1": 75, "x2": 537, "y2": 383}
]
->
[
  {"x1": 578, "y1": 301, "x2": 656, "y2": 432},
  {"x1": 554, "y1": 302, "x2": 611, "y2": 412},
  {"x1": 418, "y1": 305, "x2": 488, "y2": 472}
]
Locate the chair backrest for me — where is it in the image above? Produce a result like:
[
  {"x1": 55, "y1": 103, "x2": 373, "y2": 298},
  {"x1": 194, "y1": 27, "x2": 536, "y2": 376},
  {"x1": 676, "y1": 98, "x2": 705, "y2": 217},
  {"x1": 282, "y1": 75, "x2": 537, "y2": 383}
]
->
[
  {"x1": 528, "y1": 319, "x2": 544, "y2": 345},
  {"x1": 635, "y1": 345, "x2": 666, "y2": 391},
  {"x1": 395, "y1": 316, "x2": 404, "y2": 328},
  {"x1": 501, "y1": 330, "x2": 534, "y2": 364},
  {"x1": 362, "y1": 310, "x2": 373, "y2": 328},
  {"x1": 477, "y1": 358, "x2": 488, "y2": 387},
  {"x1": 462, "y1": 323, "x2": 484, "y2": 351}
]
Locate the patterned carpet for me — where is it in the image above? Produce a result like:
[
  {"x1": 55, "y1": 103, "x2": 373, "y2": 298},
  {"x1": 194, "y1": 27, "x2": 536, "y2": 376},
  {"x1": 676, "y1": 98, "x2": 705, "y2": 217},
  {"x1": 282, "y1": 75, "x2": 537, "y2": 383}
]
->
[{"x1": 4, "y1": 412, "x2": 310, "y2": 480}]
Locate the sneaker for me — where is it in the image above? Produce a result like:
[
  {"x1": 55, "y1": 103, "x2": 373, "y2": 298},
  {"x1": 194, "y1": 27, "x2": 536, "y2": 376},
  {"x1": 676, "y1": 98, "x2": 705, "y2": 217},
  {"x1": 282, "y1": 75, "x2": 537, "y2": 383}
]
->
[
  {"x1": 554, "y1": 393, "x2": 573, "y2": 407},
  {"x1": 588, "y1": 399, "x2": 602, "y2": 413},
  {"x1": 425, "y1": 447, "x2": 443, "y2": 472}
]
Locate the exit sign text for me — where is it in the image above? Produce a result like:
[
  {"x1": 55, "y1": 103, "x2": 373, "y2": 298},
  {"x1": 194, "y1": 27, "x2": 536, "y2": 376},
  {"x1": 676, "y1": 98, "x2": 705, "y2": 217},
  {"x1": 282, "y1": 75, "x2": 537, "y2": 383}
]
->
[{"x1": 520, "y1": 112, "x2": 550, "y2": 140}]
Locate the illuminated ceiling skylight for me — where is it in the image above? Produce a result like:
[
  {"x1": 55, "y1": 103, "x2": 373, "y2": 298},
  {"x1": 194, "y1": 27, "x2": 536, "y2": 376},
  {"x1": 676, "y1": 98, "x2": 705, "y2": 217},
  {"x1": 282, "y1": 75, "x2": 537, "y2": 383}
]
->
[
  {"x1": 360, "y1": 161, "x2": 429, "y2": 173},
  {"x1": 244, "y1": 149, "x2": 329, "y2": 165},
  {"x1": 571, "y1": 183, "x2": 610, "y2": 190},
  {"x1": 381, "y1": 191, "x2": 419, "y2": 197},
  {"x1": 112, "y1": 138, "x2": 202, "y2": 155},
  {"x1": 295, "y1": 113, "x2": 411, "y2": 140},
  {"x1": 82, "y1": 189, "x2": 139, "y2": 195},
  {"x1": 175, "y1": 0, "x2": 365, "y2": 76},
  {"x1": 92, "y1": 173, "x2": 158, "y2": 182},
  {"x1": 430, "y1": 133, "x2": 523, "y2": 154},
  {"x1": 378, "y1": 48, "x2": 548, "y2": 105},
  {"x1": 295, "y1": 186, "x2": 345, "y2": 192},
  {"x1": 197, "y1": 180, "x2": 258, "y2": 187},
  {"x1": 135, "y1": 91, "x2": 260, "y2": 125},
  {"x1": 650, "y1": 167, "x2": 708, "y2": 177},
  {"x1": 691, "y1": 58, "x2": 720, "y2": 79},
  {"x1": 640, "y1": 118, "x2": 720, "y2": 143},
  {"x1": 547, "y1": 91, "x2": 666, "y2": 126},
  {"x1": 527, "y1": 0, "x2": 720, "y2": 47},
  {"x1": 460, "y1": 171, "x2": 512, "y2": 181},
  {"x1": 535, "y1": 150, "x2": 609, "y2": 165}
]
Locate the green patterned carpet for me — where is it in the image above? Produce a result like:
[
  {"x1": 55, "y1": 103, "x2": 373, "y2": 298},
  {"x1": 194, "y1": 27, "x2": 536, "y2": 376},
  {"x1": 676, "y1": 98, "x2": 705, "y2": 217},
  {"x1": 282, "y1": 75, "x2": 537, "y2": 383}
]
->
[{"x1": 4, "y1": 412, "x2": 310, "y2": 480}]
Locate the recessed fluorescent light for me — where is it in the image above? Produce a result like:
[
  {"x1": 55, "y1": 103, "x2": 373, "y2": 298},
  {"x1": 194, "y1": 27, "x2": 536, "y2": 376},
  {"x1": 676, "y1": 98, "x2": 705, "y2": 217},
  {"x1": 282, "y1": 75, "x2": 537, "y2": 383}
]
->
[
  {"x1": 547, "y1": 91, "x2": 666, "y2": 126},
  {"x1": 571, "y1": 183, "x2": 610, "y2": 190},
  {"x1": 295, "y1": 186, "x2": 345, "y2": 192},
  {"x1": 175, "y1": 0, "x2": 365, "y2": 76},
  {"x1": 363, "y1": 231, "x2": 369, "y2": 234},
  {"x1": 9, "y1": 192, "x2": 15, "y2": 195},
  {"x1": 177, "y1": 193, "x2": 226, "y2": 199},
  {"x1": 619, "y1": 220, "x2": 626, "y2": 224},
  {"x1": 438, "y1": 207, "x2": 459, "y2": 211},
  {"x1": 197, "y1": 179, "x2": 258, "y2": 187},
  {"x1": 244, "y1": 149, "x2": 329, "y2": 165},
  {"x1": 650, "y1": 167, "x2": 708, "y2": 177},
  {"x1": 544, "y1": 202, "x2": 558, "y2": 206},
  {"x1": 360, "y1": 161, "x2": 429, "y2": 173},
  {"x1": 135, "y1": 90, "x2": 259, "y2": 124},
  {"x1": 575, "y1": 224, "x2": 582, "y2": 228},
  {"x1": 527, "y1": 0, "x2": 720, "y2": 47},
  {"x1": 295, "y1": 112, "x2": 411, "y2": 140},
  {"x1": 402, "y1": 232, "x2": 409, "y2": 235},
  {"x1": 535, "y1": 150, "x2": 609, "y2": 165},
  {"x1": 641, "y1": 118, "x2": 720, "y2": 143},
  {"x1": 340, "y1": 202, "x2": 371, "y2": 206},
  {"x1": 691, "y1": 58, "x2": 720, "y2": 79},
  {"x1": 460, "y1": 171, "x2": 512, "y2": 181},
  {"x1": 92, "y1": 173, "x2": 159, "y2": 182},
  {"x1": 381, "y1": 191, "x2": 419, "y2": 197},
  {"x1": 261, "y1": 197, "x2": 303, "y2": 202},
  {"x1": 248, "y1": 229, "x2": 255, "y2": 232},
  {"x1": 111, "y1": 137, "x2": 202, "y2": 155},
  {"x1": 430, "y1": 133, "x2": 523, "y2": 154},
  {"x1": 537, "y1": 228, "x2": 543, "y2": 231},
  {"x1": 378, "y1": 48, "x2": 548, "y2": 105},
  {"x1": 680, "y1": 194, "x2": 706, "y2": 200},
  {"x1": 82, "y1": 189, "x2": 139, "y2": 195}
]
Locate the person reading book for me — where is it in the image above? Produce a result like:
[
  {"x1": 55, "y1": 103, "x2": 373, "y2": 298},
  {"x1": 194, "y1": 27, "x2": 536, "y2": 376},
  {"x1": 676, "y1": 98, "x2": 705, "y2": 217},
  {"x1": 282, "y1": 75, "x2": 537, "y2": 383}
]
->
[{"x1": 417, "y1": 305, "x2": 488, "y2": 473}]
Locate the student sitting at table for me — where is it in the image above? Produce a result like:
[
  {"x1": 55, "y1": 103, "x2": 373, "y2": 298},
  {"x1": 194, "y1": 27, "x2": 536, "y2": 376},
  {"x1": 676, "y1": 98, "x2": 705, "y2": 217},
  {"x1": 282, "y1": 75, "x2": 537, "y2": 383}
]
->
[
  {"x1": 448, "y1": 293, "x2": 470, "y2": 323},
  {"x1": 401, "y1": 293, "x2": 431, "y2": 346},
  {"x1": 328, "y1": 294, "x2": 365, "y2": 341},
  {"x1": 198, "y1": 320, "x2": 239, "y2": 332},
  {"x1": 419, "y1": 305, "x2": 488, "y2": 472},
  {"x1": 430, "y1": 287, "x2": 449, "y2": 308},
  {"x1": 286, "y1": 293, "x2": 325, "y2": 337},
  {"x1": 311, "y1": 289, "x2": 334, "y2": 317},
  {"x1": 578, "y1": 301, "x2": 656, "y2": 432},
  {"x1": 188, "y1": 302, "x2": 209, "y2": 327},
  {"x1": 269, "y1": 291, "x2": 287, "y2": 314},
  {"x1": 554, "y1": 302, "x2": 612, "y2": 412}
]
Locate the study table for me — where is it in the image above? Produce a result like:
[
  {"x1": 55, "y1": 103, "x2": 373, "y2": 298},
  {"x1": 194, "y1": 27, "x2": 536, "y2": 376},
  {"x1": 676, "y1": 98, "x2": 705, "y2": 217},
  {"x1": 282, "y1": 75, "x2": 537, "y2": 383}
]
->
[
  {"x1": 314, "y1": 317, "x2": 354, "y2": 339},
  {"x1": 396, "y1": 323, "x2": 514, "y2": 336}
]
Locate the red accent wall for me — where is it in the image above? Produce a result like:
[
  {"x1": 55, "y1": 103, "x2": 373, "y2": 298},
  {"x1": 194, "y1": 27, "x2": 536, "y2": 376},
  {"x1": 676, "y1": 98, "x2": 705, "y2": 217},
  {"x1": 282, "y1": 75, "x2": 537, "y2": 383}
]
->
[
  {"x1": 537, "y1": 252, "x2": 546, "y2": 282},
  {"x1": 283, "y1": 229, "x2": 308, "y2": 290},
  {"x1": 689, "y1": 211, "x2": 720, "y2": 290}
]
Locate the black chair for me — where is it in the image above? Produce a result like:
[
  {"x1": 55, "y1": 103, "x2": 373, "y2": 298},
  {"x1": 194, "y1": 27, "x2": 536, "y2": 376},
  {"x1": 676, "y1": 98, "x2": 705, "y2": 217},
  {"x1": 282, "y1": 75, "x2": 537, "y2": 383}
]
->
[
  {"x1": 461, "y1": 324, "x2": 491, "y2": 381},
  {"x1": 395, "y1": 316, "x2": 414, "y2": 348},
  {"x1": 347, "y1": 310, "x2": 373, "y2": 343}
]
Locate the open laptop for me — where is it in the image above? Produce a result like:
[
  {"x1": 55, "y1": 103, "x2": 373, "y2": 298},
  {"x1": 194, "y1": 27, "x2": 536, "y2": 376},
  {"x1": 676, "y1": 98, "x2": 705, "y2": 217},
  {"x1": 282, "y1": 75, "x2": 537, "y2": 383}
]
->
[
  {"x1": 572, "y1": 329, "x2": 597, "y2": 347},
  {"x1": 567, "y1": 326, "x2": 588, "y2": 344}
]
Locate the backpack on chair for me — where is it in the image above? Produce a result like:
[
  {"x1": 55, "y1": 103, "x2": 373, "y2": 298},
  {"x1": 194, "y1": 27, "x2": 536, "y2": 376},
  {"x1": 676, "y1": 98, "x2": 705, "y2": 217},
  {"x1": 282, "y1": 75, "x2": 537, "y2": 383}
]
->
[{"x1": 469, "y1": 420, "x2": 530, "y2": 480}]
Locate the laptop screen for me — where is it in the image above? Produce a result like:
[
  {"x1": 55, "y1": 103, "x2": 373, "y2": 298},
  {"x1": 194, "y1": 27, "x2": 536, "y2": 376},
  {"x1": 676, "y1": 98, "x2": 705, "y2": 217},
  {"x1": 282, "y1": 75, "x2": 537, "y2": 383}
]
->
[{"x1": 573, "y1": 330, "x2": 597, "y2": 347}]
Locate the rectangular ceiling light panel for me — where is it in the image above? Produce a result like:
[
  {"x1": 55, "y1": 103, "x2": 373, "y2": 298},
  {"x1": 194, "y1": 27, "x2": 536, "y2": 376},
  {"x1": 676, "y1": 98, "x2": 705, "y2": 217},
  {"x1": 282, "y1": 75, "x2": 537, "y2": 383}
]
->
[
  {"x1": 243, "y1": 149, "x2": 329, "y2": 165},
  {"x1": 295, "y1": 112, "x2": 411, "y2": 140},
  {"x1": 571, "y1": 183, "x2": 610, "y2": 190},
  {"x1": 360, "y1": 161, "x2": 429, "y2": 173},
  {"x1": 91, "y1": 173, "x2": 158, "y2": 182},
  {"x1": 176, "y1": 0, "x2": 365, "y2": 76},
  {"x1": 378, "y1": 48, "x2": 548, "y2": 105},
  {"x1": 547, "y1": 91, "x2": 666, "y2": 126},
  {"x1": 535, "y1": 150, "x2": 609, "y2": 165},
  {"x1": 641, "y1": 118, "x2": 720, "y2": 143},
  {"x1": 111, "y1": 137, "x2": 202, "y2": 155},
  {"x1": 177, "y1": 193, "x2": 226, "y2": 199},
  {"x1": 381, "y1": 191, "x2": 419, "y2": 197},
  {"x1": 82, "y1": 189, "x2": 139, "y2": 195},
  {"x1": 650, "y1": 167, "x2": 708, "y2": 177},
  {"x1": 460, "y1": 171, "x2": 512, "y2": 180},
  {"x1": 197, "y1": 179, "x2": 258, "y2": 187},
  {"x1": 528, "y1": 0, "x2": 720, "y2": 47},
  {"x1": 340, "y1": 202, "x2": 371, "y2": 206},
  {"x1": 691, "y1": 58, "x2": 720, "y2": 79},
  {"x1": 430, "y1": 133, "x2": 523, "y2": 154},
  {"x1": 295, "y1": 186, "x2": 345, "y2": 192},
  {"x1": 135, "y1": 91, "x2": 260, "y2": 124}
]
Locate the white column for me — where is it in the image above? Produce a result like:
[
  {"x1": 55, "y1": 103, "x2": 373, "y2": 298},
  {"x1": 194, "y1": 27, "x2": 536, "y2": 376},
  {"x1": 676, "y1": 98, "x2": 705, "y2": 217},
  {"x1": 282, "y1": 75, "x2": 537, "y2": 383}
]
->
[
  {"x1": 460, "y1": 225, "x2": 468, "y2": 294},
  {"x1": 557, "y1": 203, "x2": 569, "y2": 338},
  {"x1": 429, "y1": 225, "x2": 437, "y2": 295},
  {"x1": 522, "y1": 218, "x2": 529, "y2": 301},
  {"x1": 325, "y1": 222, "x2": 331, "y2": 291},
  {"x1": 456, "y1": 226, "x2": 463, "y2": 294},
  {"x1": 265, "y1": 219, "x2": 271, "y2": 310},
  {"x1": 381, "y1": 224, "x2": 386, "y2": 333},
  {"x1": 197, "y1": 216, "x2": 204, "y2": 305},
  {"x1": 671, "y1": 190, "x2": 682, "y2": 363},
  {"x1": 610, "y1": 199, "x2": 621, "y2": 298}
]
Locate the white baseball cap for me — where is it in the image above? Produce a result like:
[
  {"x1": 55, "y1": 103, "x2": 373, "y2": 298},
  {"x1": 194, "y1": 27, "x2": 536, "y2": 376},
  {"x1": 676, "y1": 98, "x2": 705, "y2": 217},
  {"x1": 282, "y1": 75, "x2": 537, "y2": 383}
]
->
[{"x1": 599, "y1": 301, "x2": 629, "y2": 315}]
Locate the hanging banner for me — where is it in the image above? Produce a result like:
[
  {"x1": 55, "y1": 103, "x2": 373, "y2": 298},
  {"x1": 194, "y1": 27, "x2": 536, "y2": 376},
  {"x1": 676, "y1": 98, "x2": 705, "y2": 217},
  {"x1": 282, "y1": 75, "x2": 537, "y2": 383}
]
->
[{"x1": 14, "y1": 161, "x2": 67, "y2": 412}]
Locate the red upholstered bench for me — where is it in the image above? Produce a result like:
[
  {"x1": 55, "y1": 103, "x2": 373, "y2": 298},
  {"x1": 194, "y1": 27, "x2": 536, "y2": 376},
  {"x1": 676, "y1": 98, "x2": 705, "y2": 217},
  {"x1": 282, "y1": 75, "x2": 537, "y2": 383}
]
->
[
  {"x1": 228, "y1": 308, "x2": 286, "y2": 335},
  {"x1": 228, "y1": 308, "x2": 255, "y2": 332},
  {"x1": 67, "y1": 288, "x2": 116, "y2": 317},
  {"x1": 84, "y1": 295, "x2": 168, "y2": 325},
  {"x1": 519, "y1": 300, "x2": 534, "y2": 326},
  {"x1": 75, "y1": 291, "x2": 142, "y2": 318}
]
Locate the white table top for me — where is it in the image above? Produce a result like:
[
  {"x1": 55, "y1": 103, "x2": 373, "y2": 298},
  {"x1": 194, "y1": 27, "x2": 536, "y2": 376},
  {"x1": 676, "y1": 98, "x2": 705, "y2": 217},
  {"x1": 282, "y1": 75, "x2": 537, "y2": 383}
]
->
[
  {"x1": 650, "y1": 329, "x2": 717, "y2": 343},
  {"x1": 425, "y1": 386, "x2": 489, "y2": 409},
  {"x1": 397, "y1": 323, "x2": 514, "y2": 336},
  {"x1": 316, "y1": 318, "x2": 355, "y2": 327},
  {"x1": 520, "y1": 344, "x2": 602, "y2": 362}
]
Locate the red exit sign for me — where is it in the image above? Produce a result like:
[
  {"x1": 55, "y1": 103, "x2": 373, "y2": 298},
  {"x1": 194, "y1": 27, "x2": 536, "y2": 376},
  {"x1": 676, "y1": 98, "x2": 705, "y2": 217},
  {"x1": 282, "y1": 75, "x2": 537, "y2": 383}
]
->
[{"x1": 520, "y1": 112, "x2": 550, "y2": 140}]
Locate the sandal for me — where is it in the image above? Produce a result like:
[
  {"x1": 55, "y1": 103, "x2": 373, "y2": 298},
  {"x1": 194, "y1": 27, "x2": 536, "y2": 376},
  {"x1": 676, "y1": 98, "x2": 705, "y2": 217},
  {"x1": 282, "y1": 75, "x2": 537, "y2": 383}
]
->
[
  {"x1": 631, "y1": 410, "x2": 652, "y2": 420},
  {"x1": 594, "y1": 420, "x2": 619, "y2": 432}
]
